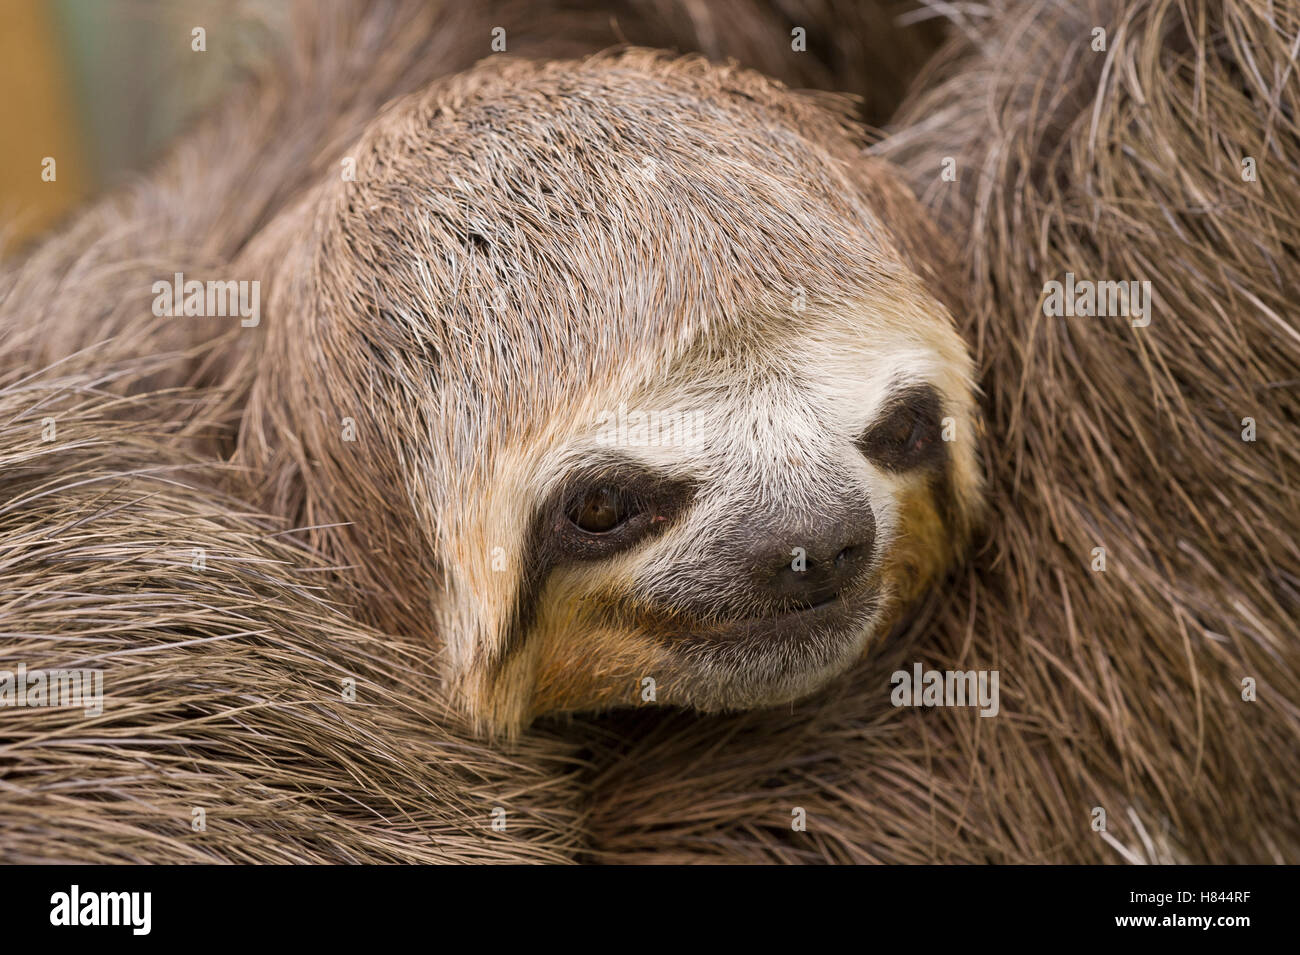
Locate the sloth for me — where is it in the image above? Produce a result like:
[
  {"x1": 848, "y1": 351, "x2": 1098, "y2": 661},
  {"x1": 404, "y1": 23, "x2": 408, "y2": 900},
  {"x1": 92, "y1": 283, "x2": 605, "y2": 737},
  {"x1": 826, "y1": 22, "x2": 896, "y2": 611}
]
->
[
  {"x1": 5, "y1": 0, "x2": 1292, "y2": 865},
  {"x1": 235, "y1": 50, "x2": 985, "y2": 735}
]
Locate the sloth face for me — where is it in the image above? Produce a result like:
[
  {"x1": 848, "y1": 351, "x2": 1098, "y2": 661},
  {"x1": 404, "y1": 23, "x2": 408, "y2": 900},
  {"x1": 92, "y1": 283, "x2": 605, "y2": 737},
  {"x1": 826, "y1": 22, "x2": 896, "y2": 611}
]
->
[
  {"x1": 503, "y1": 297, "x2": 982, "y2": 723},
  {"x1": 249, "y1": 52, "x2": 983, "y2": 734}
]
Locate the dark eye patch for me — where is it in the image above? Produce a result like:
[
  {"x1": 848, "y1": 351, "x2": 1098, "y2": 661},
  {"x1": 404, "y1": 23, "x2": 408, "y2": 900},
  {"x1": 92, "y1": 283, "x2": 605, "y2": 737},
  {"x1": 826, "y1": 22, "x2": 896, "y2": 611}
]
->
[
  {"x1": 856, "y1": 385, "x2": 946, "y2": 472},
  {"x1": 492, "y1": 456, "x2": 698, "y2": 665},
  {"x1": 546, "y1": 461, "x2": 697, "y2": 563}
]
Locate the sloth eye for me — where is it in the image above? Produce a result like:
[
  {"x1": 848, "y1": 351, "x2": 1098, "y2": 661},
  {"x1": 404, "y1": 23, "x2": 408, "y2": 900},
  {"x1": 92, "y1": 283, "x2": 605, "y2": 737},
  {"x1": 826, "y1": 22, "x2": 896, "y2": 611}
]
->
[
  {"x1": 857, "y1": 387, "x2": 944, "y2": 472},
  {"x1": 568, "y1": 486, "x2": 634, "y2": 533},
  {"x1": 541, "y1": 463, "x2": 696, "y2": 565}
]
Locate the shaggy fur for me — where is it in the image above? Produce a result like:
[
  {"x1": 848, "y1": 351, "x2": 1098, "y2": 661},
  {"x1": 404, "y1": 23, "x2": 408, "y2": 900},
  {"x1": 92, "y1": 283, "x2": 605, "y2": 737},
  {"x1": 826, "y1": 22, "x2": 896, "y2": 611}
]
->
[
  {"x1": 580, "y1": 0, "x2": 1300, "y2": 863},
  {"x1": 0, "y1": 353, "x2": 585, "y2": 863},
  {"x1": 2, "y1": 0, "x2": 941, "y2": 370},
  {"x1": 3, "y1": 0, "x2": 1298, "y2": 863}
]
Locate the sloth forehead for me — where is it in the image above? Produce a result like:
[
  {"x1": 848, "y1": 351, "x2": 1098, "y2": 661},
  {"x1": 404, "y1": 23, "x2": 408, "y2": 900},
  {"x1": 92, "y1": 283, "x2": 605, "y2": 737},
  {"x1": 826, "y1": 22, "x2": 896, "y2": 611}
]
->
[
  {"x1": 326, "y1": 52, "x2": 914, "y2": 392},
  {"x1": 533, "y1": 304, "x2": 964, "y2": 489}
]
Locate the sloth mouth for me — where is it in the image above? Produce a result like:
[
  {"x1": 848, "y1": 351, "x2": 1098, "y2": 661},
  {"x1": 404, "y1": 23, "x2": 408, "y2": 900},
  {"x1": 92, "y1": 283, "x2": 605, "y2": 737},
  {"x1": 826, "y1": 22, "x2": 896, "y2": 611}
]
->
[
  {"x1": 711, "y1": 592, "x2": 875, "y2": 641},
  {"x1": 639, "y1": 587, "x2": 880, "y2": 651},
  {"x1": 758, "y1": 592, "x2": 844, "y2": 618}
]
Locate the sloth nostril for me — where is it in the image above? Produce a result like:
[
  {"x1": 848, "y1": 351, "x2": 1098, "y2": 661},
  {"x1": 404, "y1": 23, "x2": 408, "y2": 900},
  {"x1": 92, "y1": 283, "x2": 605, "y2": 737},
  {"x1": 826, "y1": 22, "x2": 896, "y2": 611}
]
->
[{"x1": 748, "y1": 508, "x2": 876, "y2": 614}]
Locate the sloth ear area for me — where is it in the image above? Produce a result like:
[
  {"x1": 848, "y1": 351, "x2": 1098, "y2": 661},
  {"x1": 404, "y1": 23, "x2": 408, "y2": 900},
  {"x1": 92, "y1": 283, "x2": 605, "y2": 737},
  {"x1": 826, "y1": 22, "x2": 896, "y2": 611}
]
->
[{"x1": 849, "y1": 156, "x2": 968, "y2": 320}]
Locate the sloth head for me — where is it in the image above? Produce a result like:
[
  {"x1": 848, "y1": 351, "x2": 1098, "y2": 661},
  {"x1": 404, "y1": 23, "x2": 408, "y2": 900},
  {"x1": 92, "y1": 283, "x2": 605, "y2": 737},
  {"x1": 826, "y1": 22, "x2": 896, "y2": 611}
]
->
[{"x1": 242, "y1": 50, "x2": 984, "y2": 735}]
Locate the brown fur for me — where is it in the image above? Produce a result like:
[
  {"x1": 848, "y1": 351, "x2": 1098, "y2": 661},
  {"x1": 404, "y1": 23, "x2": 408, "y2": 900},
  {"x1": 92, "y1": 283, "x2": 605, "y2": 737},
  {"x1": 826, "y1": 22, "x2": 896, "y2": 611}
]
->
[
  {"x1": 2, "y1": 0, "x2": 1297, "y2": 863},
  {"x1": 581, "y1": 0, "x2": 1300, "y2": 863},
  {"x1": 0, "y1": 352, "x2": 586, "y2": 863}
]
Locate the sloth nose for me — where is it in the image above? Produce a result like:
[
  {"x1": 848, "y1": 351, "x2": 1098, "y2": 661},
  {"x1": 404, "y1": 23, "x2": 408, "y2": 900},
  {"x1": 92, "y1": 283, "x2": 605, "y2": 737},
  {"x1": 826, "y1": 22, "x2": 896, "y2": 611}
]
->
[{"x1": 750, "y1": 504, "x2": 876, "y2": 610}]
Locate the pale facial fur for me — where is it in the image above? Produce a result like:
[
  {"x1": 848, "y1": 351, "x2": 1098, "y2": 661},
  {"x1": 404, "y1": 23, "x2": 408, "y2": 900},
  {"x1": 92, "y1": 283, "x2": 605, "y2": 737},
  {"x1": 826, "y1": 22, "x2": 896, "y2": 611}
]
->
[{"x1": 465, "y1": 288, "x2": 980, "y2": 730}]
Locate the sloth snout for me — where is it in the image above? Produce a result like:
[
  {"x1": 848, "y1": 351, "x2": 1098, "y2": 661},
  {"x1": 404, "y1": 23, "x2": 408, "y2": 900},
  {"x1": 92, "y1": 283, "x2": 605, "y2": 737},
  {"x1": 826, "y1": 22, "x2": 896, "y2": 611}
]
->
[{"x1": 747, "y1": 504, "x2": 876, "y2": 611}]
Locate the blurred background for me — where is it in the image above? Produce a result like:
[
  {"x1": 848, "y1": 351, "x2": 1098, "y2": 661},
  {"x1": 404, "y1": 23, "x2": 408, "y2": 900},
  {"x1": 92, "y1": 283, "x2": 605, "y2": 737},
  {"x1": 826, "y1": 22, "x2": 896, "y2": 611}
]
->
[{"x1": 0, "y1": 0, "x2": 277, "y2": 249}]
